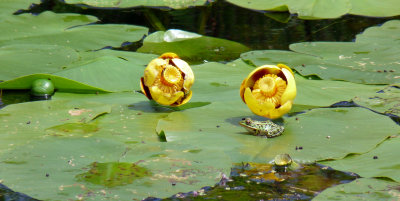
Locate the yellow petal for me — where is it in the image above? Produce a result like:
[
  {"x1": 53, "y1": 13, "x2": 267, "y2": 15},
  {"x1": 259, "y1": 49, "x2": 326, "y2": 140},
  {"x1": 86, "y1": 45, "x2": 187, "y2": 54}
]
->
[
  {"x1": 159, "y1": 52, "x2": 179, "y2": 59},
  {"x1": 243, "y1": 65, "x2": 282, "y2": 90},
  {"x1": 239, "y1": 78, "x2": 247, "y2": 102},
  {"x1": 280, "y1": 68, "x2": 297, "y2": 105},
  {"x1": 277, "y1": 63, "x2": 294, "y2": 76},
  {"x1": 150, "y1": 86, "x2": 184, "y2": 106},
  {"x1": 173, "y1": 91, "x2": 193, "y2": 107},
  {"x1": 143, "y1": 58, "x2": 167, "y2": 87},
  {"x1": 172, "y1": 58, "x2": 194, "y2": 91},
  {"x1": 268, "y1": 101, "x2": 293, "y2": 119},
  {"x1": 244, "y1": 87, "x2": 275, "y2": 117}
]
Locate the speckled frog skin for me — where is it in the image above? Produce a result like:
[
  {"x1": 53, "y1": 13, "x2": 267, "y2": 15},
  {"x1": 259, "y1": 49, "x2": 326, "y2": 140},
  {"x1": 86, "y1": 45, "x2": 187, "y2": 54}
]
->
[{"x1": 239, "y1": 118, "x2": 284, "y2": 138}]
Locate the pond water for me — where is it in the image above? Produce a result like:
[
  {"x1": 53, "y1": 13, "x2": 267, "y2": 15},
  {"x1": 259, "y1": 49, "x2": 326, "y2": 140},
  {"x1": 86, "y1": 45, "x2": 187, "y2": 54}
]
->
[{"x1": 28, "y1": 0, "x2": 399, "y2": 50}]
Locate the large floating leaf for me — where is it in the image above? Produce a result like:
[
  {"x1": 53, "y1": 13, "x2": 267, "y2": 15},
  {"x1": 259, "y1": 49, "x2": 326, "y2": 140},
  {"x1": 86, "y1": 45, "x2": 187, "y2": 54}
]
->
[
  {"x1": 0, "y1": 93, "x2": 231, "y2": 200},
  {"x1": 352, "y1": 84, "x2": 400, "y2": 118},
  {"x1": 321, "y1": 137, "x2": 400, "y2": 182},
  {"x1": 226, "y1": 0, "x2": 400, "y2": 19},
  {"x1": 0, "y1": 74, "x2": 109, "y2": 93},
  {"x1": 0, "y1": 48, "x2": 156, "y2": 92},
  {"x1": 0, "y1": 11, "x2": 148, "y2": 51},
  {"x1": 54, "y1": 56, "x2": 145, "y2": 92},
  {"x1": 1, "y1": 59, "x2": 399, "y2": 199},
  {"x1": 241, "y1": 20, "x2": 400, "y2": 84},
  {"x1": 0, "y1": 44, "x2": 79, "y2": 81},
  {"x1": 227, "y1": 0, "x2": 350, "y2": 19},
  {"x1": 137, "y1": 29, "x2": 250, "y2": 63},
  {"x1": 350, "y1": 0, "x2": 400, "y2": 17},
  {"x1": 356, "y1": 20, "x2": 400, "y2": 46},
  {"x1": 157, "y1": 105, "x2": 399, "y2": 163},
  {"x1": 64, "y1": 0, "x2": 208, "y2": 9},
  {"x1": 314, "y1": 178, "x2": 400, "y2": 200}
]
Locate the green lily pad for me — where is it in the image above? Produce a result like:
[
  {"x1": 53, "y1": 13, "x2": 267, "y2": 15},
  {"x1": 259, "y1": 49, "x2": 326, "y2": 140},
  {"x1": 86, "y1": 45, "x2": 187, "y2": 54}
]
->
[
  {"x1": 241, "y1": 20, "x2": 400, "y2": 84},
  {"x1": 76, "y1": 162, "x2": 151, "y2": 187},
  {"x1": 0, "y1": 74, "x2": 109, "y2": 93},
  {"x1": 64, "y1": 0, "x2": 208, "y2": 9},
  {"x1": 0, "y1": 49, "x2": 156, "y2": 92},
  {"x1": 0, "y1": 0, "x2": 40, "y2": 18},
  {"x1": 352, "y1": 84, "x2": 400, "y2": 118},
  {"x1": 226, "y1": 0, "x2": 400, "y2": 19},
  {"x1": 0, "y1": 44, "x2": 79, "y2": 81},
  {"x1": 137, "y1": 29, "x2": 250, "y2": 63},
  {"x1": 350, "y1": 0, "x2": 400, "y2": 17},
  {"x1": 1, "y1": 59, "x2": 399, "y2": 199},
  {"x1": 314, "y1": 178, "x2": 400, "y2": 200},
  {"x1": 356, "y1": 20, "x2": 400, "y2": 46},
  {"x1": 0, "y1": 11, "x2": 148, "y2": 51},
  {"x1": 54, "y1": 56, "x2": 145, "y2": 92},
  {"x1": 321, "y1": 137, "x2": 400, "y2": 182}
]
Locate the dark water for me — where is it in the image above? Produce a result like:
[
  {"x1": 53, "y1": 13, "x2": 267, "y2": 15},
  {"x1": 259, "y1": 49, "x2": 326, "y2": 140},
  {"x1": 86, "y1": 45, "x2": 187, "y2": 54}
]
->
[
  {"x1": 28, "y1": 0, "x2": 400, "y2": 50},
  {"x1": 144, "y1": 162, "x2": 359, "y2": 201}
]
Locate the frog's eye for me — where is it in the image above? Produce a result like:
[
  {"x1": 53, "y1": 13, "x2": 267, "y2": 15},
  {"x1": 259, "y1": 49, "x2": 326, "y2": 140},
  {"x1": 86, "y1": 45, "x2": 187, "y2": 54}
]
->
[{"x1": 245, "y1": 118, "x2": 252, "y2": 125}]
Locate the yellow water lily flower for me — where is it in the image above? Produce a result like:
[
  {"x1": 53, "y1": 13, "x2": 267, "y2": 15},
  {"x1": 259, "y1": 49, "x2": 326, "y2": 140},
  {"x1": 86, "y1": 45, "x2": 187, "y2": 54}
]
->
[
  {"x1": 240, "y1": 64, "x2": 296, "y2": 119},
  {"x1": 140, "y1": 52, "x2": 194, "y2": 106}
]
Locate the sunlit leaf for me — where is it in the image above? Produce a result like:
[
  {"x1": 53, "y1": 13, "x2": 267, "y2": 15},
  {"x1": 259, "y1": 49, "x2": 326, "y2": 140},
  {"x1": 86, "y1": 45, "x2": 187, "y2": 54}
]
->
[
  {"x1": 0, "y1": 74, "x2": 109, "y2": 93},
  {"x1": 314, "y1": 178, "x2": 400, "y2": 200},
  {"x1": 137, "y1": 29, "x2": 250, "y2": 63},
  {"x1": 352, "y1": 84, "x2": 400, "y2": 118},
  {"x1": 321, "y1": 137, "x2": 400, "y2": 182},
  {"x1": 1, "y1": 59, "x2": 399, "y2": 199},
  {"x1": 64, "y1": 0, "x2": 208, "y2": 9},
  {"x1": 0, "y1": 49, "x2": 156, "y2": 92},
  {"x1": 226, "y1": 0, "x2": 400, "y2": 19},
  {"x1": 350, "y1": 0, "x2": 400, "y2": 17},
  {"x1": 0, "y1": 11, "x2": 148, "y2": 51}
]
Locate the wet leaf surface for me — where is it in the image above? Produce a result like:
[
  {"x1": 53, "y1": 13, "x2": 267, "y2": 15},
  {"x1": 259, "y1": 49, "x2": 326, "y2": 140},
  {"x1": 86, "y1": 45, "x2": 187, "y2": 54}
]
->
[
  {"x1": 76, "y1": 162, "x2": 151, "y2": 187},
  {"x1": 226, "y1": 0, "x2": 400, "y2": 19},
  {"x1": 144, "y1": 162, "x2": 359, "y2": 200},
  {"x1": 64, "y1": 0, "x2": 208, "y2": 9}
]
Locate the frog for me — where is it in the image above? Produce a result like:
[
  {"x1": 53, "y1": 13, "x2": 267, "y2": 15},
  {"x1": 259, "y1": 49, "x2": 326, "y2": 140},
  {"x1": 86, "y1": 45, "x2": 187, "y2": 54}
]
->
[{"x1": 238, "y1": 117, "x2": 284, "y2": 138}]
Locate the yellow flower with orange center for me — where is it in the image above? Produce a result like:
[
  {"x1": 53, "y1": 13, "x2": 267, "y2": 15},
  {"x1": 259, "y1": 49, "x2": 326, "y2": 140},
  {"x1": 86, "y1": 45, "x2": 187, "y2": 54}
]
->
[
  {"x1": 240, "y1": 64, "x2": 296, "y2": 119},
  {"x1": 140, "y1": 53, "x2": 194, "y2": 106}
]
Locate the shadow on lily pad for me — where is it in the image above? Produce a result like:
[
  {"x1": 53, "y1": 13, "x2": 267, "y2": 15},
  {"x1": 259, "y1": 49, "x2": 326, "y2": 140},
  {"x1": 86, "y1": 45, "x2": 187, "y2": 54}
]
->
[
  {"x1": 129, "y1": 101, "x2": 211, "y2": 113},
  {"x1": 76, "y1": 162, "x2": 151, "y2": 188}
]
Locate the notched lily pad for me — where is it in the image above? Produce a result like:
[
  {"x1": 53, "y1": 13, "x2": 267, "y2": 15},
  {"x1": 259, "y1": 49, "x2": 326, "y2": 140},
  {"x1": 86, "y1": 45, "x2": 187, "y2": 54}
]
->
[{"x1": 76, "y1": 162, "x2": 151, "y2": 187}]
